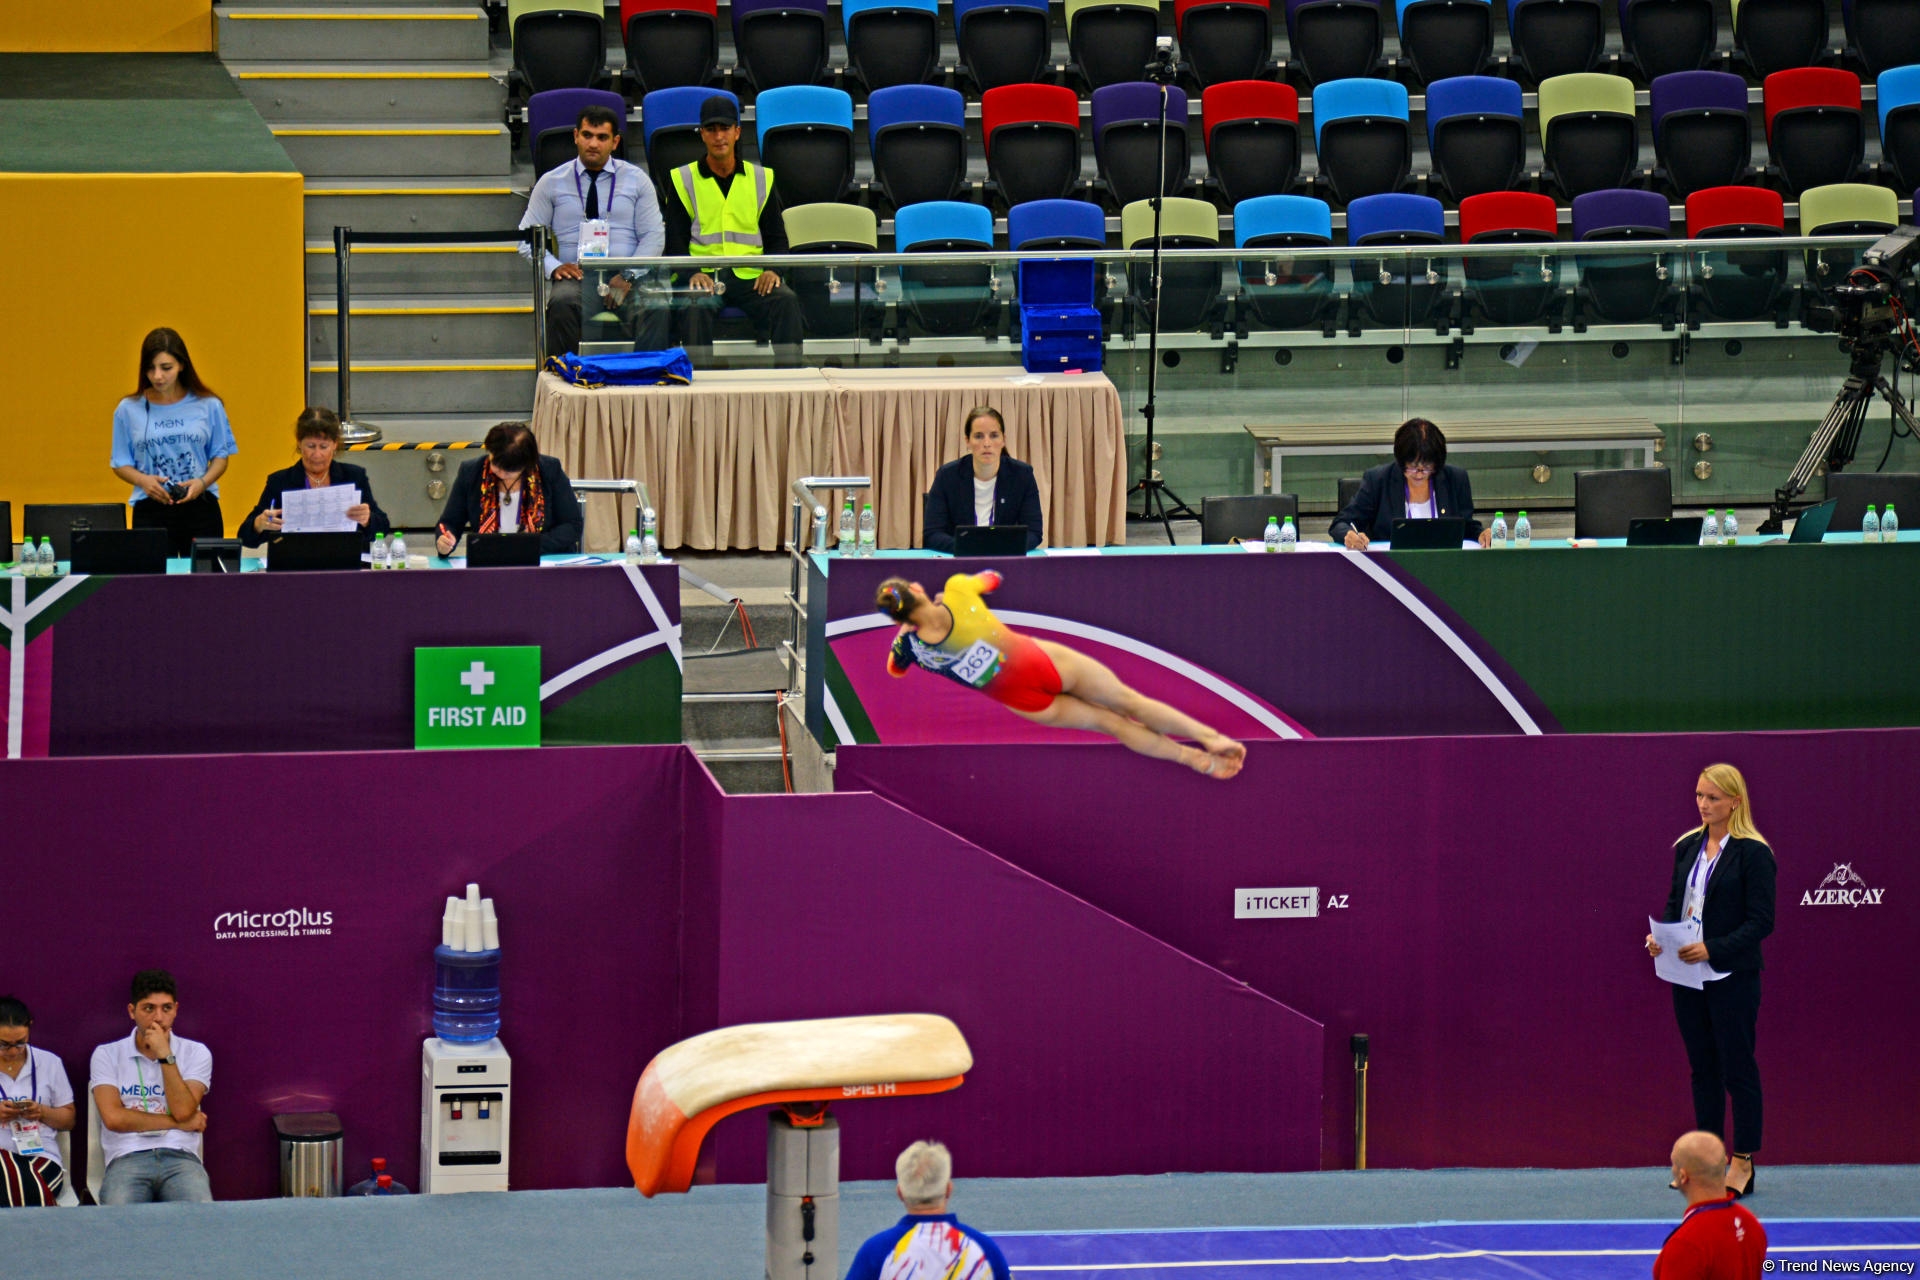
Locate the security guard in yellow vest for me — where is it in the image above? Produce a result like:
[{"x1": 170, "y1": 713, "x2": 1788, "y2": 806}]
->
[{"x1": 664, "y1": 94, "x2": 804, "y2": 360}]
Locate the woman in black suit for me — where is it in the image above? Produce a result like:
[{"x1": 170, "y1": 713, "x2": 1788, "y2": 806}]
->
[
  {"x1": 1645, "y1": 763, "x2": 1776, "y2": 1198},
  {"x1": 922, "y1": 406, "x2": 1044, "y2": 553},
  {"x1": 238, "y1": 406, "x2": 391, "y2": 547},
  {"x1": 433, "y1": 421, "x2": 583, "y2": 556},
  {"x1": 1328, "y1": 418, "x2": 1490, "y2": 549}
]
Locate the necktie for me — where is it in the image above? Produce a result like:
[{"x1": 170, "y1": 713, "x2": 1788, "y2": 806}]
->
[{"x1": 584, "y1": 169, "x2": 600, "y2": 220}]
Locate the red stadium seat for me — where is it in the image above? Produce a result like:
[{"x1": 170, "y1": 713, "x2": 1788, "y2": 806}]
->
[
  {"x1": 983, "y1": 83, "x2": 1085, "y2": 205},
  {"x1": 1201, "y1": 80, "x2": 1301, "y2": 204},
  {"x1": 1763, "y1": 68, "x2": 1866, "y2": 195}
]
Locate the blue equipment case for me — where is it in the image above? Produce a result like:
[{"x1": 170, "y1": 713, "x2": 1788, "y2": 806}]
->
[{"x1": 1017, "y1": 258, "x2": 1103, "y2": 373}]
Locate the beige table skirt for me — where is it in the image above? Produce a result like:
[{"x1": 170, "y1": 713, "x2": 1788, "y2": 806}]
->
[{"x1": 533, "y1": 367, "x2": 1127, "y2": 552}]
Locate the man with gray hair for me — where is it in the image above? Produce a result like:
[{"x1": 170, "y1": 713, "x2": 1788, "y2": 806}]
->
[{"x1": 844, "y1": 1140, "x2": 1011, "y2": 1280}]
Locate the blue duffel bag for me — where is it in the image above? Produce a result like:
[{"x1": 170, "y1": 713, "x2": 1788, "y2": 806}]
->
[{"x1": 545, "y1": 348, "x2": 693, "y2": 387}]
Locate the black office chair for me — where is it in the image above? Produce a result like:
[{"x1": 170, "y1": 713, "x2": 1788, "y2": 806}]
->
[
  {"x1": 1337, "y1": 476, "x2": 1363, "y2": 513},
  {"x1": 1824, "y1": 471, "x2": 1920, "y2": 531},
  {"x1": 1201, "y1": 493, "x2": 1301, "y2": 542},
  {"x1": 0, "y1": 502, "x2": 11, "y2": 561},
  {"x1": 24, "y1": 502, "x2": 128, "y2": 560},
  {"x1": 1573, "y1": 466, "x2": 1673, "y2": 538}
]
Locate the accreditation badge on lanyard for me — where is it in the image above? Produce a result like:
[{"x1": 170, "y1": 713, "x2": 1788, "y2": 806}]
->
[
  {"x1": 576, "y1": 165, "x2": 614, "y2": 259},
  {"x1": 4, "y1": 1060, "x2": 48, "y2": 1158}
]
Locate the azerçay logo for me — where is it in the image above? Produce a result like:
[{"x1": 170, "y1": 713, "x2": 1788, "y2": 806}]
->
[{"x1": 1800, "y1": 863, "x2": 1886, "y2": 908}]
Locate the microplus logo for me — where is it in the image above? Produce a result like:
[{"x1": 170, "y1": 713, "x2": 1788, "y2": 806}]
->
[
  {"x1": 1800, "y1": 863, "x2": 1886, "y2": 908},
  {"x1": 213, "y1": 907, "x2": 335, "y2": 941}
]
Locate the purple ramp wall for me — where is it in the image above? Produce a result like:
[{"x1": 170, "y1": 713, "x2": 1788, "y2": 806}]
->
[
  {"x1": 1, "y1": 745, "x2": 690, "y2": 1198},
  {"x1": 687, "y1": 788, "x2": 1325, "y2": 1183},
  {"x1": 837, "y1": 731, "x2": 1920, "y2": 1170}
]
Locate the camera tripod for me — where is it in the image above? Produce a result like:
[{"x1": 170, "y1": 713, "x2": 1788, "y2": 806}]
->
[{"x1": 1757, "y1": 339, "x2": 1920, "y2": 533}]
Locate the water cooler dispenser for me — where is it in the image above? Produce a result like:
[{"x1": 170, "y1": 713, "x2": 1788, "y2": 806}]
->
[{"x1": 420, "y1": 1037, "x2": 511, "y2": 1193}]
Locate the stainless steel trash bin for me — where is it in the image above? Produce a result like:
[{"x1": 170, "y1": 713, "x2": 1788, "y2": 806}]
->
[{"x1": 275, "y1": 1112, "x2": 343, "y2": 1197}]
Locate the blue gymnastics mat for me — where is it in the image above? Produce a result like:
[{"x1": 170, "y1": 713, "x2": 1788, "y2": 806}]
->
[{"x1": 998, "y1": 1218, "x2": 1920, "y2": 1278}]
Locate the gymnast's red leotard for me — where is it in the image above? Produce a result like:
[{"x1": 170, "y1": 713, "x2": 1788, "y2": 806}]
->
[{"x1": 886, "y1": 571, "x2": 1064, "y2": 713}]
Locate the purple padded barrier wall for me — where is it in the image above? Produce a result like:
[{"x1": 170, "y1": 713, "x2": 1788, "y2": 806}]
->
[
  {"x1": 837, "y1": 730, "x2": 1920, "y2": 1169},
  {"x1": 1, "y1": 745, "x2": 691, "y2": 1199},
  {"x1": 691, "y1": 791, "x2": 1325, "y2": 1183}
]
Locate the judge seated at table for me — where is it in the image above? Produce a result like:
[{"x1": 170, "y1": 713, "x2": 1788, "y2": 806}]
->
[
  {"x1": 923, "y1": 406, "x2": 1043, "y2": 553},
  {"x1": 435, "y1": 421, "x2": 584, "y2": 556},
  {"x1": 1329, "y1": 417, "x2": 1490, "y2": 549},
  {"x1": 239, "y1": 406, "x2": 391, "y2": 548}
]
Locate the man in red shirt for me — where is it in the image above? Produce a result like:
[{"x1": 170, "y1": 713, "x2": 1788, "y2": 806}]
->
[{"x1": 1655, "y1": 1131, "x2": 1768, "y2": 1280}]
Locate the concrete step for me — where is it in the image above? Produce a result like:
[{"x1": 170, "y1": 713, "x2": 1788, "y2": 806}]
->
[
  {"x1": 684, "y1": 695, "x2": 780, "y2": 748},
  {"x1": 698, "y1": 755, "x2": 789, "y2": 794},
  {"x1": 230, "y1": 62, "x2": 506, "y2": 122},
  {"x1": 271, "y1": 121, "x2": 511, "y2": 177},
  {"x1": 310, "y1": 294, "x2": 535, "y2": 360},
  {"x1": 217, "y1": 7, "x2": 491, "y2": 62},
  {"x1": 308, "y1": 357, "x2": 539, "y2": 415},
  {"x1": 304, "y1": 179, "x2": 528, "y2": 237},
  {"x1": 308, "y1": 240, "x2": 539, "y2": 294}
]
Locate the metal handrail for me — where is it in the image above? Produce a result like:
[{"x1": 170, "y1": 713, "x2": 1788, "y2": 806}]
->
[
  {"x1": 786, "y1": 475, "x2": 871, "y2": 695},
  {"x1": 570, "y1": 478, "x2": 651, "y2": 544}
]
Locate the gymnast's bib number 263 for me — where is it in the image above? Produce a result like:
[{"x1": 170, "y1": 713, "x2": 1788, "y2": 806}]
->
[{"x1": 948, "y1": 639, "x2": 1004, "y2": 688}]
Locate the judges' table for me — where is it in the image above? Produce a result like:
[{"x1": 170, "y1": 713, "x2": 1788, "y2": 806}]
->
[
  {"x1": 533, "y1": 367, "x2": 1127, "y2": 553},
  {"x1": 0, "y1": 561, "x2": 680, "y2": 758},
  {"x1": 805, "y1": 539, "x2": 1920, "y2": 746}
]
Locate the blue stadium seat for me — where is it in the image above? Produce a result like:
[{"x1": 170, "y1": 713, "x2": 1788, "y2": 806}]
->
[
  {"x1": 731, "y1": 0, "x2": 831, "y2": 90},
  {"x1": 1233, "y1": 194, "x2": 1337, "y2": 329},
  {"x1": 1424, "y1": 75, "x2": 1524, "y2": 201},
  {"x1": 1877, "y1": 65, "x2": 1920, "y2": 194},
  {"x1": 641, "y1": 87, "x2": 737, "y2": 190},
  {"x1": 755, "y1": 85, "x2": 856, "y2": 207},
  {"x1": 1092, "y1": 82, "x2": 1192, "y2": 207},
  {"x1": 843, "y1": 0, "x2": 941, "y2": 90},
  {"x1": 1009, "y1": 198, "x2": 1109, "y2": 248},
  {"x1": 528, "y1": 88, "x2": 628, "y2": 179},
  {"x1": 1650, "y1": 71, "x2": 1753, "y2": 196},
  {"x1": 954, "y1": 0, "x2": 1054, "y2": 91},
  {"x1": 1506, "y1": 0, "x2": 1604, "y2": 82},
  {"x1": 1310, "y1": 77, "x2": 1411, "y2": 205},
  {"x1": 1285, "y1": 0, "x2": 1383, "y2": 84},
  {"x1": 1396, "y1": 0, "x2": 1493, "y2": 85},
  {"x1": 867, "y1": 85, "x2": 968, "y2": 209},
  {"x1": 1346, "y1": 192, "x2": 1447, "y2": 329},
  {"x1": 895, "y1": 201, "x2": 1000, "y2": 335}
]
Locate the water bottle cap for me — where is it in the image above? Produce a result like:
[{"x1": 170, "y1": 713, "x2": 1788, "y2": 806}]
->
[
  {"x1": 1494, "y1": 511, "x2": 1504, "y2": 518},
  {"x1": 377, "y1": 1174, "x2": 392, "y2": 1187},
  {"x1": 372, "y1": 1157, "x2": 387, "y2": 1171}
]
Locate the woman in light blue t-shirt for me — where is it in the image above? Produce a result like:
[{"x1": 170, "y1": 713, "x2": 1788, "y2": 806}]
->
[{"x1": 109, "y1": 328, "x2": 239, "y2": 557}]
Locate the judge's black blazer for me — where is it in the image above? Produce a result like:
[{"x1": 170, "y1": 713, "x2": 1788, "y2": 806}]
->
[
  {"x1": 1328, "y1": 461, "x2": 1483, "y2": 542},
  {"x1": 436, "y1": 454, "x2": 583, "y2": 555},
  {"x1": 923, "y1": 455, "x2": 1044, "y2": 553},
  {"x1": 237, "y1": 460, "x2": 392, "y2": 548},
  {"x1": 1662, "y1": 832, "x2": 1777, "y2": 972}
]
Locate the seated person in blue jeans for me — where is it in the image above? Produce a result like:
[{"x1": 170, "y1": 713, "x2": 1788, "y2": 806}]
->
[{"x1": 89, "y1": 970, "x2": 212, "y2": 1204}]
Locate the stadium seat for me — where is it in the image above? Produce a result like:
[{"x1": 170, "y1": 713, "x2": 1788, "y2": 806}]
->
[
  {"x1": 509, "y1": 0, "x2": 607, "y2": 94},
  {"x1": 1424, "y1": 75, "x2": 1525, "y2": 201},
  {"x1": 1233, "y1": 194, "x2": 1338, "y2": 329},
  {"x1": 843, "y1": 0, "x2": 941, "y2": 90},
  {"x1": 867, "y1": 85, "x2": 968, "y2": 209},
  {"x1": 785, "y1": 203, "x2": 883, "y2": 337},
  {"x1": 642, "y1": 87, "x2": 736, "y2": 189},
  {"x1": 1346, "y1": 191, "x2": 1448, "y2": 328},
  {"x1": 1574, "y1": 467, "x2": 1673, "y2": 537},
  {"x1": 896, "y1": 201, "x2": 1000, "y2": 335},
  {"x1": 1311, "y1": 77, "x2": 1411, "y2": 205},
  {"x1": 983, "y1": 85, "x2": 1085, "y2": 206},
  {"x1": 1731, "y1": 0, "x2": 1829, "y2": 79},
  {"x1": 1122, "y1": 197, "x2": 1224, "y2": 331},
  {"x1": 1202, "y1": 80, "x2": 1301, "y2": 205},
  {"x1": 1877, "y1": 65, "x2": 1920, "y2": 193},
  {"x1": 528, "y1": 88, "x2": 629, "y2": 179},
  {"x1": 1009, "y1": 198, "x2": 1110, "y2": 248},
  {"x1": 1068, "y1": 0, "x2": 1164, "y2": 90},
  {"x1": 1285, "y1": 0, "x2": 1384, "y2": 85},
  {"x1": 1396, "y1": 0, "x2": 1494, "y2": 85},
  {"x1": 1539, "y1": 73, "x2": 1639, "y2": 199},
  {"x1": 1570, "y1": 187, "x2": 1674, "y2": 323},
  {"x1": 731, "y1": 0, "x2": 831, "y2": 90},
  {"x1": 755, "y1": 85, "x2": 855, "y2": 206},
  {"x1": 1458, "y1": 190, "x2": 1562, "y2": 325},
  {"x1": 1847, "y1": 0, "x2": 1920, "y2": 78},
  {"x1": 1177, "y1": 0, "x2": 1276, "y2": 86},
  {"x1": 1798, "y1": 181, "x2": 1900, "y2": 295},
  {"x1": 1619, "y1": 0, "x2": 1716, "y2": 79},
  {"x1": 1825, "y1": 471, "x2": 1920, "y2": 530},
  {"x1": 1685, "y1": 185, "x2": 1787, "y2": 322},
  {"x1": 1092, "y1": 82, "x2": 1192, "y2": 206},
  {"x1": 1507, "y1": 0, "x2": 1605, "y2": 83},
  {"x1": 954, "y1": 0, "x2": 1054, "y2": 92},
  {"x1": 1764, "y1": 68, "x2": 1865, "y2": 195},
  {"x1": 620, "y1": 0, "x2": 719, "y2": 92},
  {"x1": 1650, "y1": 71, "x2": 1753, "y2": 196}
]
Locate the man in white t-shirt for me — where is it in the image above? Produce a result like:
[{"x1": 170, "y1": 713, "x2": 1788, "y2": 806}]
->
[
  {"x1": 88, "y1": 970, "x2": 213, "y2": 1204},
  {"x1": 1, "y1": 995, "x2": 77, "y2": 1207}
]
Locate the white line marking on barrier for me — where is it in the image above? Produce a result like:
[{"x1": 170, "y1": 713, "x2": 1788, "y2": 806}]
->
[
  {"x1": 6, "y1": 577, "x2": 23, "y2": 759},
  {"x1": 623, "y1": 563, "x2": 682, "y2": 670},
  {"x1": 540, "y1": 632, "x2": 671, "y2": 701}
]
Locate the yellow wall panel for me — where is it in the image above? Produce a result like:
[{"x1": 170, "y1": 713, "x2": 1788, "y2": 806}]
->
[
  {"x1": 0, "y1": 0, "x2": 212, "y2": 53},
  {"x1": 0, "y1": 172, "x2": 306, "y2": 542}
]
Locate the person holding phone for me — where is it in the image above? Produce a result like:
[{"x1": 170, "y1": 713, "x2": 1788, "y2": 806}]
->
[
  {"x1": 110, "y1": 328, "x2": 239, "y2": 556},
  {"x1": 0, "y1": 996, "x2": 76, "y2": 1208}
]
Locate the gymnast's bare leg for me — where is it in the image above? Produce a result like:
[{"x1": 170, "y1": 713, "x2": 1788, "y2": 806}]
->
[{"x1": 1016, "y1": 639, "x2": 1245, "y2": 779}]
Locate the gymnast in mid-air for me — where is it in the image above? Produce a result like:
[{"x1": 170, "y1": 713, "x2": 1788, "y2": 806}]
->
[{"x1": 876, "y1": 570, "x2": 1246, "y2": 778}]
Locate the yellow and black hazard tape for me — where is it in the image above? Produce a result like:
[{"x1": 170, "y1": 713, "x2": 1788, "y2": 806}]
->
[{"x1": 345, "y1": 441, "x2": 482, "y2": 451}]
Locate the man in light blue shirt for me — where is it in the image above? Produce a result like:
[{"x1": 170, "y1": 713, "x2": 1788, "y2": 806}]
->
[{"x1": 519, "y1": 103, "x2": 667, "y2": 357}]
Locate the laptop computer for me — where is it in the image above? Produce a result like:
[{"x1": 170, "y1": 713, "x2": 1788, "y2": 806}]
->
[
  {"x1": 1789, "y1": 498, "x2": 1838, "y2": 544},
  {"x1": 70, "y1": 528, "x2": 171, "y2": 575},
  {"x1": 953, "y1": 525, "x2": 1029, "y2": 557},
  {"x1": 24, "y1": 502, "x2": 127, "y2": 560},
  {"x1": 467, "y1": 532, "x2": 543, "y2": 567},
  {"x1": 268, "y1": 532, "x2": 366, "y2": 571},
  {"x1": 1627, "y1": 516, "x2": 1705, "y2": 547},
  {"x1": 1389, "y1": 517, "x2": 1467, "y2": 550}
]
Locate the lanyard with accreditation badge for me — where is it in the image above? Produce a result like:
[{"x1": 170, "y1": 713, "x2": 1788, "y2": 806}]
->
[{"x1": 2, "y1": 1054, "x2": 49, "y2": 1158}]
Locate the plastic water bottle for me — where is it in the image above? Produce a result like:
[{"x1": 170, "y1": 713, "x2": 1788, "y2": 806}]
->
[
  {"x1": 347, "y1": 1158, "x2": 411, "y2": 1196},
  {"x1": 1863, "y1": 504, "x2": 1881, "y2": 544},
  {"x1": 1491, "y1": 511, "x2": 1508, "y2": 549},
  {"x1": 838, "y1": 499, "x2": 856, "y2": 554},
  {"x1": 858, "y1": 503, "x2": 876, "y2": 557},
  {"x1": 1721, "y1": 508, "x2": 1738, "y2": 546},
  {"x1": 1514, "y1": 511, "x2": 1532, "y2": 549},
  {"x1": 389, "y1": 529, "x2": 408, "y2": 567},
  {"x1": 38, "y1": 538, "x2": 55, "y2": 577},
  {"x1": 1263, "y1": 516, "x2": 1281, "y2": 552},
  {"x1": 640, "y1": 509, "x2": 660, "y2": 564},
  {"x1": 1883, "y1": 503, "x2": 1898, "y2": 542},
  {"x1": 1700, "y1": 509, "x2": 1719, "y2": 546},
  {"x1": 432, "y1": 943, "x2": 501, "y2": 1043},
  {"x1": 624, "y1": 528, "x2": 643, "y2": 565},
  {"x1": 371, "y1": 534, "x2": 390, "y2": 570},
  {"x1": 1280, "y1": 515, "x2": 1297, "y2": 551}
]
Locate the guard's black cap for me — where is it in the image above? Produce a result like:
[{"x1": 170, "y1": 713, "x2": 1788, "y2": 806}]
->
[{"x1": 699, "y1": 95, "x2": 739, "y2": 127}]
